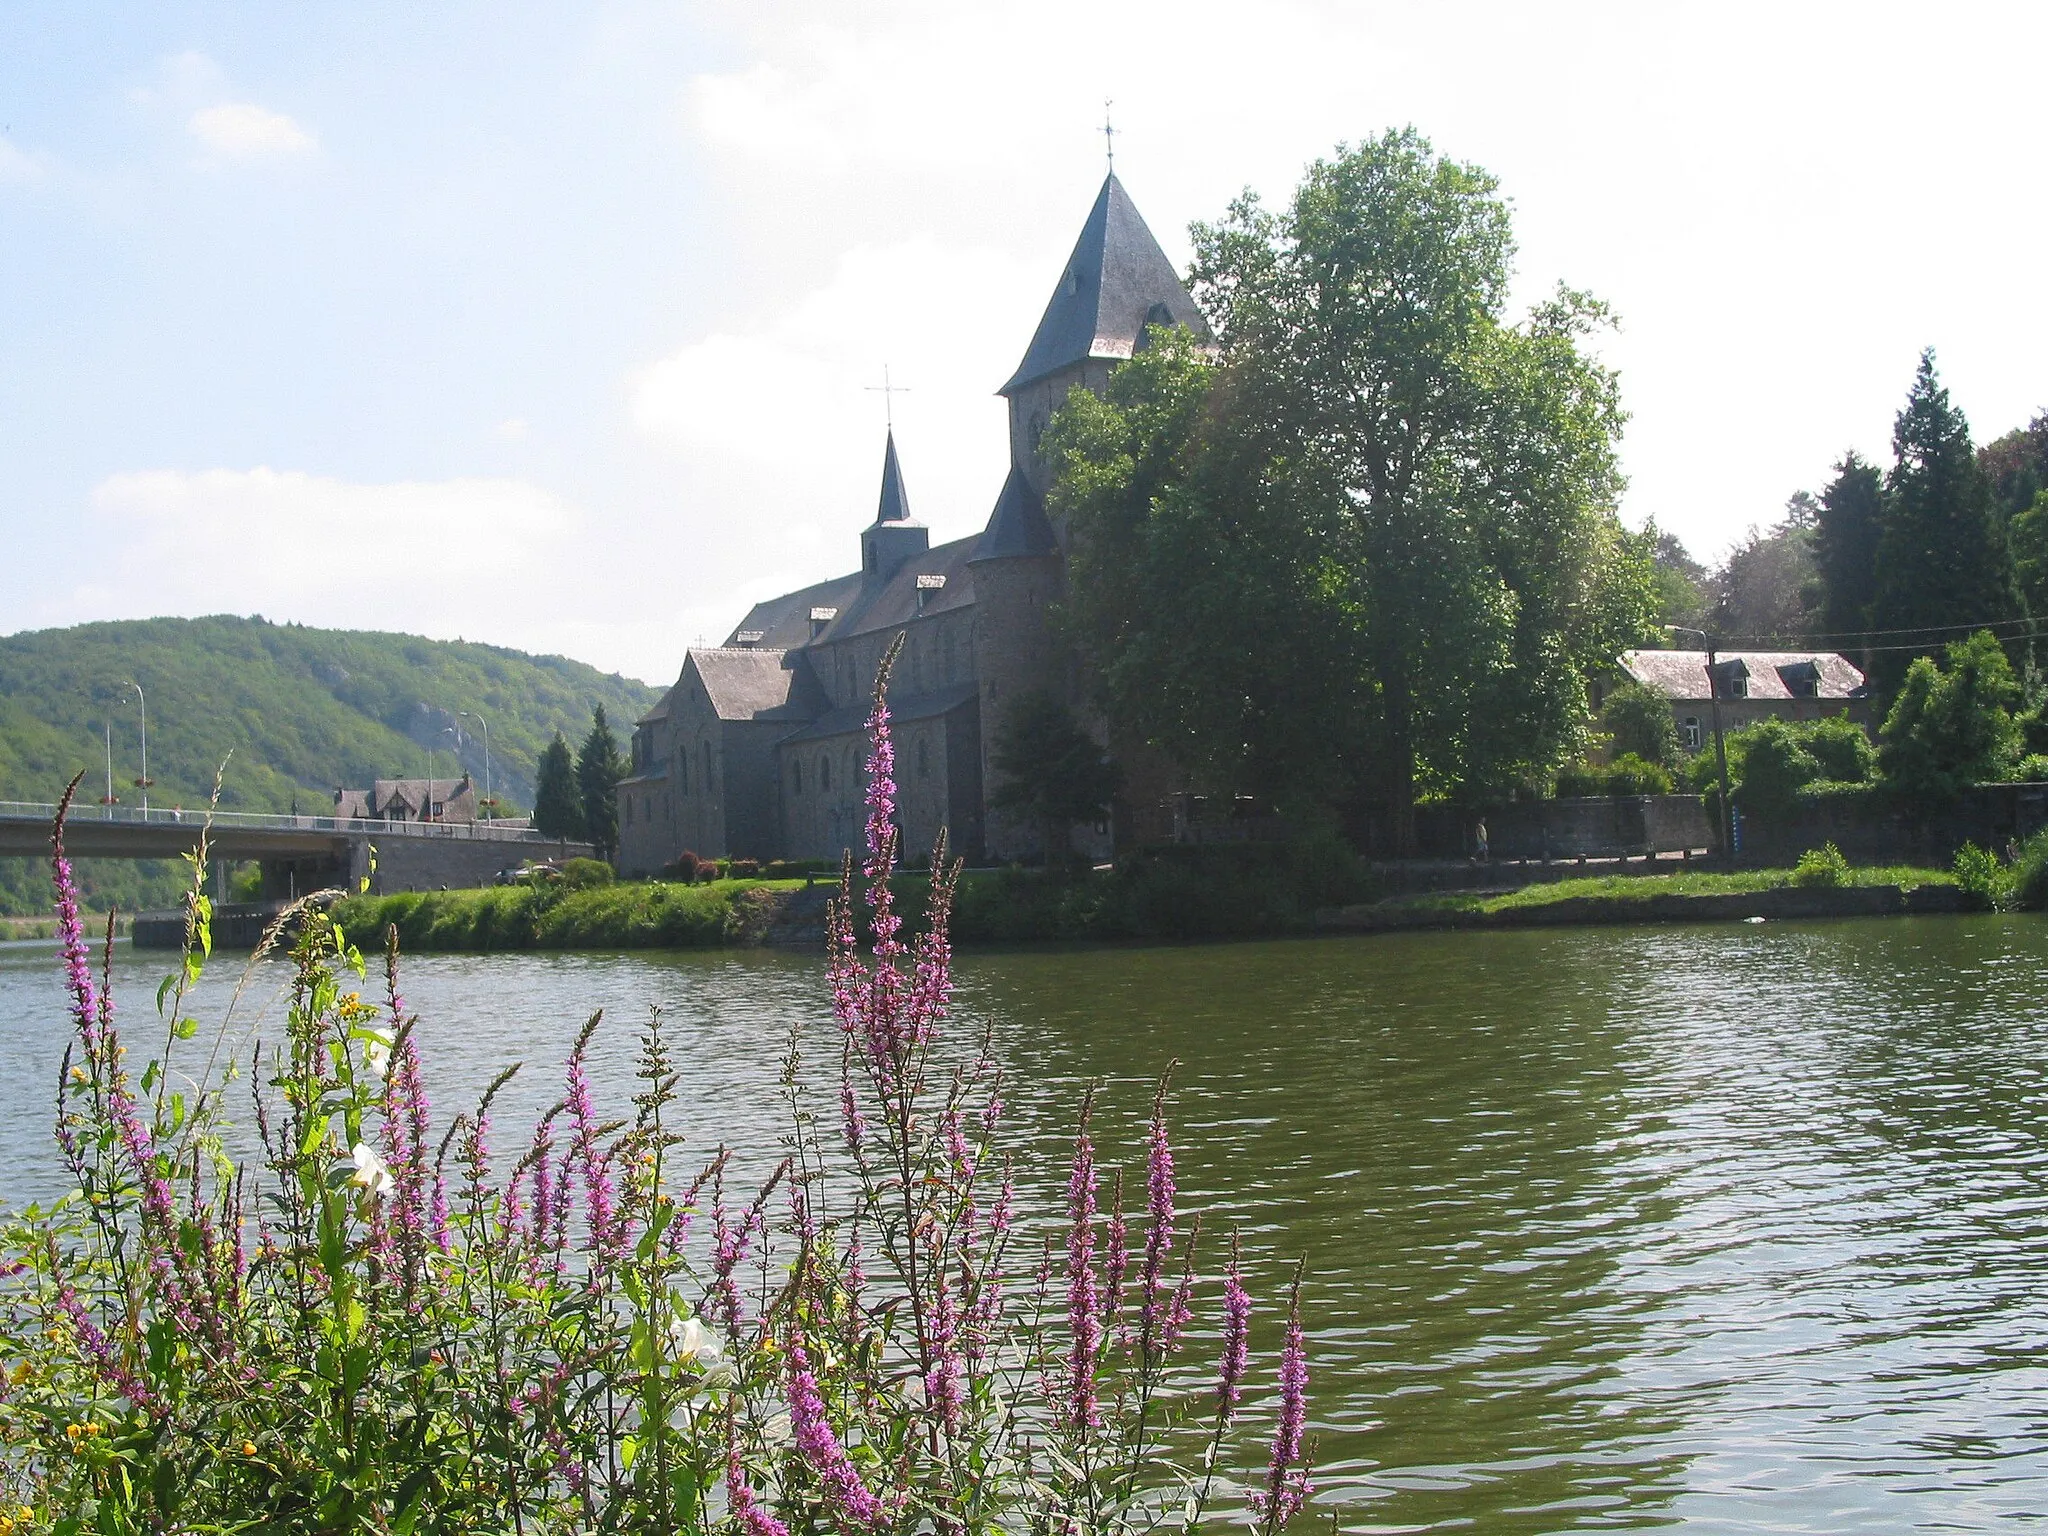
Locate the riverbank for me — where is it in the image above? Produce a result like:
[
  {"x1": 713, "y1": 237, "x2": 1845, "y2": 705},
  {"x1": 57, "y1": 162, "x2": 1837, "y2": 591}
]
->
[
  {"x1": 1, "y1": 912, "x2": 129, "y2": 942},
  {"x1": 324, "y1": 858, "x2": 1977, "y2": 953}
]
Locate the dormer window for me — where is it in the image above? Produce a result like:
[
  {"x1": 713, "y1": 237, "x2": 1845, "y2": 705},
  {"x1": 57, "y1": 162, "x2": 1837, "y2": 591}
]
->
[{"x1": 1777, "y1": 660, "x2": 1822, "y2": 698}]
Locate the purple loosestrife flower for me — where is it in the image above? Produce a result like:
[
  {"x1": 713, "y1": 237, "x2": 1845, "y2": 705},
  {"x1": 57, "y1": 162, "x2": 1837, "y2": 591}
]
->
[
  {"x1": 381, "y1": 1034, "x2": 433, "y2": 1298},
  {"x1": 565, "y1": 1028, "x2": 625, "y2": 1269},
  {"x1": 1064, "y1": 1098, "x2": 1103, "y2": 1430},
  {"x1": 1140, "y1": 1077, "x2": 1178, "y2": 1352},
  {"x1": 726, "y1": 1444, "x2": 792, "y2": 1536},
  {"x1": 786, "y1": 1339, "x2": 888, "y2": 1531},
  {"x1": 49, "y1": 787, "x2": 100, "y2": 1052},
  {"x1": 1218, "y1": 1236, "x2": 1250, "y2": 1420},
  {"x1": 1103, "y1": 1168, "x2": 1129, "y2": 1347},
  {"x1": 1253, "y1": 1270, "x2": 1311, "y2": 1530}
]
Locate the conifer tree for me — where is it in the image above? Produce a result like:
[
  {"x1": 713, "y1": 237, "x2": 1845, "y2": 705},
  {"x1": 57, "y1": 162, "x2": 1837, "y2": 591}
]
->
[
  {"x1": 1870, "y1": 351, "x2": 2020, "y2": 690},
  {"x1": 533, "y1": 730, "x2": 583, "y2": 840},
  {"x1": 1816, "y1": 451, "x2": 1884, "y2": 641},
  {"x1": 576, "y1": 706, "x2": 626, "y2": 864}
]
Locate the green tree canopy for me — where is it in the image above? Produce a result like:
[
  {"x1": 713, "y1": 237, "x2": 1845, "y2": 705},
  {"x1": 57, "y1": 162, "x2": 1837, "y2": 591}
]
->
[
  {"x1": 1601, "y1": 680, "x2": 1679, "y2": 768},
  {"x1": 576, "y1": 707, "x2": 626, "y2": 863},
  {"x1": 1879, "y1": 630, "x2": 2022, "y2": 803},
  {"x1": 1815, "y1": 451, "x2": 1884, "y2": 639},
  {"x1": 533, "y1": 731, "x2": 583, "y2": 840},
  {"x1": 1870, "y1": 352, "x2": 2021, "y2": 691},
  {"x1": 1052, "y1": 129, "x2": 1656, "y2": 852},
  {"x1": 988, "y1": 693, "x2": 1123, "y2": 867}
]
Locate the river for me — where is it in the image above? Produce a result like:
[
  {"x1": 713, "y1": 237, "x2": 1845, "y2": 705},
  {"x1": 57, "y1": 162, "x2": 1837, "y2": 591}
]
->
[{"x1": 4, "y1": 915, "x2": 2048, "y2": 1532}]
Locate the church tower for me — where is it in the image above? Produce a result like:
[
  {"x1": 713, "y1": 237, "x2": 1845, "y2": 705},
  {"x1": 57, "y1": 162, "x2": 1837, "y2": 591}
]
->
[
  {"x1": 971, "y1": 171, "x2": 1211, "y2": 860},
  {"x1": 860, "y1": 429, "x2": 928, "y2": 584}
]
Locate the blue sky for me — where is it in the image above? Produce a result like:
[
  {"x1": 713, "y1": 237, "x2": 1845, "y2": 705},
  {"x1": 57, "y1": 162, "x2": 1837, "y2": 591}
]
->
[{"x1": 6, "y1": 2, "x2": 2046, "y2": 684}]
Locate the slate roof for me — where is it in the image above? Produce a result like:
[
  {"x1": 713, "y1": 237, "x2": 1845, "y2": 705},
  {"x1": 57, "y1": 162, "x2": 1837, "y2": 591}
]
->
[
  {"x1": 1000, "y1": 172, "x2": 1213, "y2": 394},
  {"x1": 335, "y1": 777, "x2": 476, "y2": 820},
  {"x1": 874, "y1": 430, "x2": 914, "y2": 525},
  {"x1": 723, "y1": 535, "x2": 980, "y2": 649},
  {"x1": 1620, "y1": 650, "x2": 1868, "y2": 702},
  {"x1": 778, "y1": 681, "x2": 981, "y2": 745},
  {"x1": 972, "y1": 466, "x2": 1059, "y2": 561},
  {"x1": 688, "y1": 648, "x2": 829, "y2": 722}
]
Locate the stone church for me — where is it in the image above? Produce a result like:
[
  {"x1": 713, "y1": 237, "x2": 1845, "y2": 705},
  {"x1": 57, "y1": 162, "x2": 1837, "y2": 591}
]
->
[{"x1": 616, "y1": 172, "x2": 1209, "y2": 874}]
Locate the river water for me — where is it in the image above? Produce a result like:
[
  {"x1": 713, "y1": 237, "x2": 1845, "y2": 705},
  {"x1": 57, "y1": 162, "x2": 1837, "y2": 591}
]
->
[{"x1": 4, "y1": 916, "x2": 2048, "y2": 1532}]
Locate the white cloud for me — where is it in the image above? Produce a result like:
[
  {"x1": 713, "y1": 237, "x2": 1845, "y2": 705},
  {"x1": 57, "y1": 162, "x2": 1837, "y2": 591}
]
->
[
  {"x1": 188, "y1": 102, "x2": 316, "y2": 160},
  {"x1": 631, "y1": 236, "x2": 1045, "y2": 575},
  {"x1": 0, "y1": 137, "x2": 50, "y2": 182},
  {"x1": 67, "y1": 468, "x2": 643, "y2": 670}
]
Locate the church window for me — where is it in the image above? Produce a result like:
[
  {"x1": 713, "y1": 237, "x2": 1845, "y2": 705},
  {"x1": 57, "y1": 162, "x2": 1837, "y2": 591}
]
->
[
  {"x1": 703, "y1": 741, "x2": 714, "y2": 792},
  {"x1": 792, "y1": 759, "x2": 803, "y2": 795},
  {"x1": 820, "y1": 755, "x2": 831, "y2": 793},
  {"x1": 918, "y1": 738, "x2": 931, "y2": 780},
  {"x1": 678, "y1": 751, "x2": 689, "y2": 794}
]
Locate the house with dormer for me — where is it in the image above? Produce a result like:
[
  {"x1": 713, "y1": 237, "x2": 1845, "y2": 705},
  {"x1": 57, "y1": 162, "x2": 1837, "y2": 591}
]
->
[{"x1": 615, "y1": 172, "x2": 1211, "y2": 873}]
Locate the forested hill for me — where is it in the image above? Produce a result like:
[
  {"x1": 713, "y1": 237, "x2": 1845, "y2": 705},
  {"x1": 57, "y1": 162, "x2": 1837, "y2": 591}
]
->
[{"x1": 0, "y1": 616, "x2": 662, "y2": 914}]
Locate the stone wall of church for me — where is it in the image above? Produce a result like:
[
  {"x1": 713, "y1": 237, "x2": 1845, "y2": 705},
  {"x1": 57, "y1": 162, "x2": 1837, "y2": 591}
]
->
[
  {"x1": 720, "y1": 721, "x2": 786, "y2": 861},
  {"x1": 779, "y1": 730, "x2": 867, "y2": 862},
  {"x1": 812, "y1": 607, "x2": 975, "y2": 712},
  {"x1": 1007, "y1": 359, "x2": 1113, "y2": 500}
]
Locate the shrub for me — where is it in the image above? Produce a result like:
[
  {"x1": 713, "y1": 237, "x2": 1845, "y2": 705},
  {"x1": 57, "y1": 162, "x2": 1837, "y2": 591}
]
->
[
  {"x1": 1804, "y1": 713, "x2": 1875, "y2": 784},
  {"x1": 1953, "y1": 841, "x2": 2011, "y2": 909},
  {"x1": 1880, "y1": 631, "x2": 2022, "y2": 801},
  {"x1": 663, "y1": 849, "x2": 701, "y2": 882},
  {"x1": 1605, "y1": 753, "x2": 1675, "y2": 796},
  {"x1": 2008, "y1": 828, "x2": 2048, "y2": 910},
  {"x1": 1601, "y1": 680, "x2": 1680, "y2": 767},
  {"x1": 556, "y1": 855, "x2": 615, "y2": 890},
  {"x1": 2012, "y1": 753, "x2": 2048, "y2": 783},
  {"x1": 695, "y1": 862, "x2": 719, "y2": 884},
  {"x1": 1791, "y1": 841, "x2": 1850, "y2": 887},
  {"x1": 1553, "y1": 762, "x2": 1603, "y2": 798},
  {"x1": 4, "y1": 674, "x2": 1318, "y2": 1534},
  {"x1": 729, "y1": 857, "x2": 760, "y2": 878},
  {"x1": 1735, "y1": 718, "x2": 1820, "y2": 820}
]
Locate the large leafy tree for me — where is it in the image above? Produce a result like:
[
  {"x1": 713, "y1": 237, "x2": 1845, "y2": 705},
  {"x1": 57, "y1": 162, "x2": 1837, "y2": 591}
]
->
[
  {"x1": 1870, "y1": 351, "x2": 2020, "y2": 690},
  {"x1": 533, "y1": 730, "x2": 583, "y2": 840},
  {"x1": 576, "y1": 706, "x2": 626, "y2": 863},
  {"x1": 1707, "y1": 505, "x2": 1816, "y2": 641},
  {"x1": 1053, "y1": 129, "x2": 1655, "y2": 852},
  {"x1": 1879, "y1": 629, "x2": 2022, "y2": 802},
  {"x1": 988, "y1": 693, "x2": 1123, "y2": 867},
  {"x1": 1814, "y1": 451, "x2": 1884, "y2": 640}
]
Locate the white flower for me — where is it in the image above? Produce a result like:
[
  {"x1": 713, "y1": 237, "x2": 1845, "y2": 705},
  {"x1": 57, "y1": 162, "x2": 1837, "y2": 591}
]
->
[
  {"x1": 351, "y1": 1141, "x2": 394, "y2": 1198},
  {"x1": 359, "y1": 1029, "x2": 393, "y2": 1080},
  {"x1": 669, "y1": 1315, "x2": 724, "y2": 1368}
]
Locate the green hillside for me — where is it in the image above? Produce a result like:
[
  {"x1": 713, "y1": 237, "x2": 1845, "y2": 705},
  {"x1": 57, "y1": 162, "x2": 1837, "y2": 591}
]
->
[{"x1": 0, "y1": 615, "x2": 663, "y2": 916}]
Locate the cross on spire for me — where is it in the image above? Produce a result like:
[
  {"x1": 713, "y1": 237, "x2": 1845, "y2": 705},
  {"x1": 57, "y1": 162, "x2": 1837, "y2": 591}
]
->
[
  {"x1": 864, "y1": 364, "x2": 911, "y2": 429},
  {"x1": 1102, "y1": 99, "x2": 1115, "y2": 172}
]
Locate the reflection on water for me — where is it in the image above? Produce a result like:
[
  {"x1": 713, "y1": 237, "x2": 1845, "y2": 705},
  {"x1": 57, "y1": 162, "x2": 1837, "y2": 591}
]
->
[{"x1": 5, "y1": 915, "x2": 2048, "y2": 1532}]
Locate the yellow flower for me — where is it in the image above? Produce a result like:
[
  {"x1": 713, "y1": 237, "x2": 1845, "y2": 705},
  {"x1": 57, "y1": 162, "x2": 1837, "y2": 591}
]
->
[
  {"x1": 64, "y1": 1423, "x2": 81, "y2": 1440},
  {"x1": 84, "y1": 1422, "x2": 101, "y2": 1436},
  {"x1": 241, "y1": 1441, "x2": 256, "y2": 1456}
]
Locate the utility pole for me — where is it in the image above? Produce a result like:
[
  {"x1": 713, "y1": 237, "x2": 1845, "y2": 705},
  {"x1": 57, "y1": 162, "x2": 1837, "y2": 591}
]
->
[
  {"x1": 1667, "y1": 625, "x2": 1734, "y2": 868},
  {"x1": 103, "y1": 717, "x2": 116, "y2": 818},
  {"x1": 460, "y1": 711, "x2": 492, "y2": 816},
  {"x1": 122, "y1": 680, "x2": 150, "y2": 816}
]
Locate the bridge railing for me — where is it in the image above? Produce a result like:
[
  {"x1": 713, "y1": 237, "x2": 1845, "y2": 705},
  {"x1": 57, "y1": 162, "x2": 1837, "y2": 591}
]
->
[{"x1": 0, "y1": 802, "x2": 568, "y2": 844}]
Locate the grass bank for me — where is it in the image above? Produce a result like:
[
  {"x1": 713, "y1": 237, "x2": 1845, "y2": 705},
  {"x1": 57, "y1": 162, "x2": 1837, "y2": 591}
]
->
[
  {"x1": 332, "y1": 878, "x2": 805, "y2": 952},
  {"x1": 1405, "y1": 863, "x2": 1956, "y2": 916}
]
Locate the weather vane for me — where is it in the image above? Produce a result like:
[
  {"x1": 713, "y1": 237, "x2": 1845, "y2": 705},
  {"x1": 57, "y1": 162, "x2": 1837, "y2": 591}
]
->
[
  {"x1": 864, "y1": 364, "x2": 911, "y2": 429},
  {"x1": 1103, "y1": 99, "x2": 1116, "y2": 171}
]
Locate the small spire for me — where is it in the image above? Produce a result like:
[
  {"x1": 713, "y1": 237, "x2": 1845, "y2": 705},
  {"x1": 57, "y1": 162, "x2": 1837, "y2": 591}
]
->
[
  {"x1": 875, "y1": 430, "x2": 912, "y2": 524},
  {"x1": 1102, "y1": 99, "x2": 1115, "y2": 173}
]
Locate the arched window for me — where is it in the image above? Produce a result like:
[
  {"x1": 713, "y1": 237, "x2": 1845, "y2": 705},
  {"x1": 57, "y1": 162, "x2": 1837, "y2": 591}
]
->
[
  {"x1": 702, "y1": 740, "x2": 714, "y2": 793},
  {"x1": 820, "y1": 755, "x2": 831, "y2": 793},
  {"x1": 791, "y1": 759, "x2": 803, "y2": 795},
  {"x1": 917, "y1": 737, "x2": 931, "y2": 779},
  {"x1": 677, "y1": 748, "x2": 689, "y2": 794}
]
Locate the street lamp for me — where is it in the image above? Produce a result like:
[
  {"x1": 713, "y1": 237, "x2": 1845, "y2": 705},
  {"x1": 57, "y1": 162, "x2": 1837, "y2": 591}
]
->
[
  {"x1": 458, "y1": 711, "x2": 492, "y2": 817},
  {"x1": 121, "y1": 680, "x2": 151, "y2": 817},
  {"x1": 1665, "y1": 625, "x2": 1734, "y2": 867}
]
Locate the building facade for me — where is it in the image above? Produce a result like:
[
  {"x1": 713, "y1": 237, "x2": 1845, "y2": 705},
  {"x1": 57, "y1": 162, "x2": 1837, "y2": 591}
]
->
[
  {"x1": 617, "y1": 172, "x2": 1210, "y2": 874},
  {"x1": 1612, "y1": 649, "x2": 1876, "y2": 754}
]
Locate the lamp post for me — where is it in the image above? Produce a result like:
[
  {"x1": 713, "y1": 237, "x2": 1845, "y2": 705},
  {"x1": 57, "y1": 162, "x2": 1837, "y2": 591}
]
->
[
  {"x1": 1666, "y1": 625, "x2": 1734, "y2": 867},
  {"x1": 121, "y1": 680, "x2": 151, "y2": 816},
  {"x1": 459, "y1": 711, "x2": 492, "y2": 817},
  {"x1": 102, "y1": 716, "x2": 117, "y2": 818}
]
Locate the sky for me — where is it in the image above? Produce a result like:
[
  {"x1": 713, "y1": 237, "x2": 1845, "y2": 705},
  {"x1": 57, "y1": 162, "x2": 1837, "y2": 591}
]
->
[{"x1": 4, "y1": 1, "x2": 2046, "y2": 687}]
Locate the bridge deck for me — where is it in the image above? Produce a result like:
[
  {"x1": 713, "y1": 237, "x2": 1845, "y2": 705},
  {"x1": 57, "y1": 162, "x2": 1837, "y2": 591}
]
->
[{"x1": 0, "y1": 803, "x2": 572, "y2": 861}]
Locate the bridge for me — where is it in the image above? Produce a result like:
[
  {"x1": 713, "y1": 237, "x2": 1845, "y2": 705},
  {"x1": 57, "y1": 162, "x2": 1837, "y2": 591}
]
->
[{"x1": 0, "y1": 802, "x2": 594, "y2": 899}]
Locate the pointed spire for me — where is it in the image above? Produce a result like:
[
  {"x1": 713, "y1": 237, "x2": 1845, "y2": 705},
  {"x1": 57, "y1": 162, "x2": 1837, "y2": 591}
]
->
[
  {"x1": 875, "y1": 429, "x2": 912, "y2": 524},
  {"x1": 999, "y1": 172, "x2": 1212, "y2": 396}
]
